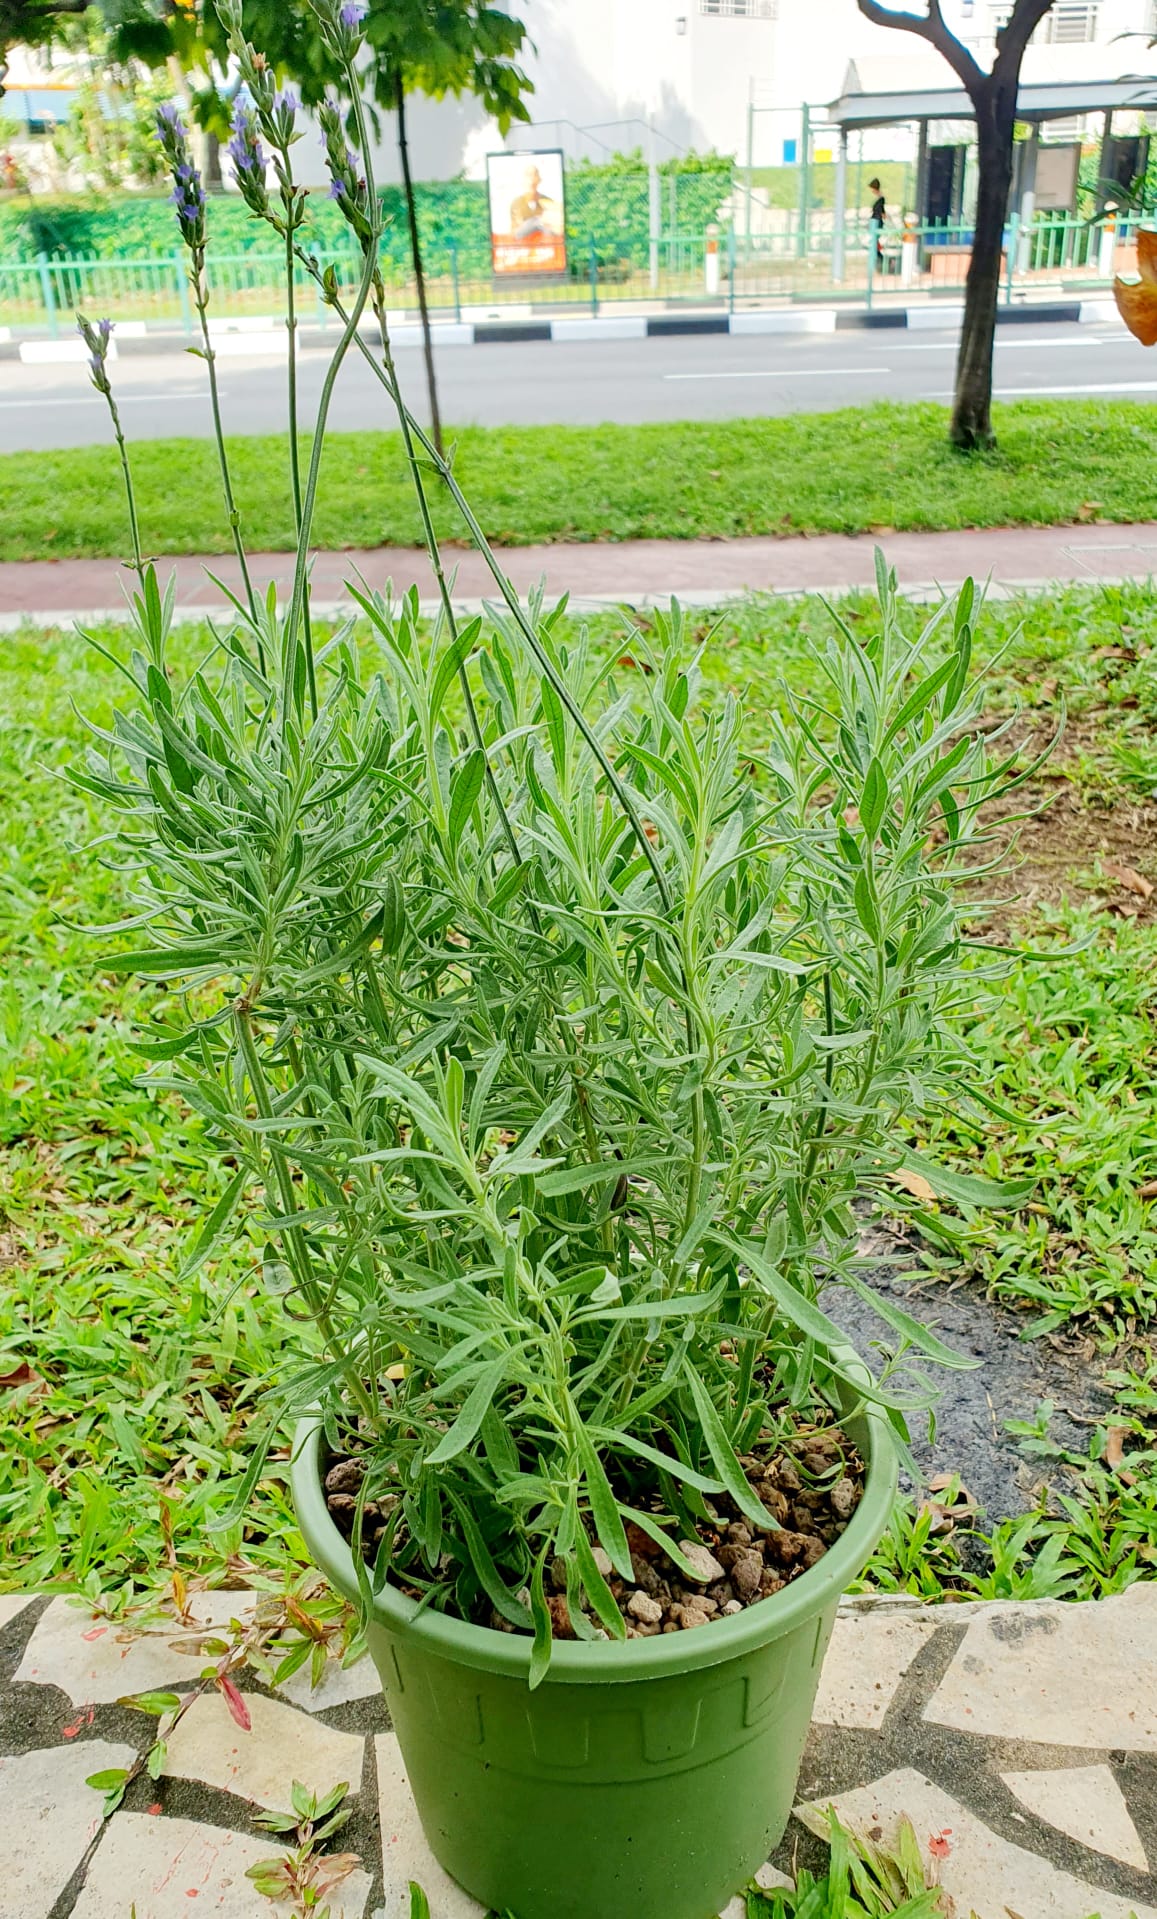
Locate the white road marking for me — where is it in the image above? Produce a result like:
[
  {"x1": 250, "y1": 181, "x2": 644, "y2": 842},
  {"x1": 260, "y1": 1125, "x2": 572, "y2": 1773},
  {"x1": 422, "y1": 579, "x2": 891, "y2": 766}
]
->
[
  {"x1": 994, "y1": 379, "x2": 1157, "y2": 396},
  {"x1": 0, "y1": 389, "x2": 214, "y2": 409},
  {"x1": 663, "y1": 366, "x2": 882, "y2": 382},
  {"x1": 898, "y1": 336, "x2": 1099, "y2": 351},
  {"x1": 916, "y1": 379, "x2": 1157, "y2": 399}
]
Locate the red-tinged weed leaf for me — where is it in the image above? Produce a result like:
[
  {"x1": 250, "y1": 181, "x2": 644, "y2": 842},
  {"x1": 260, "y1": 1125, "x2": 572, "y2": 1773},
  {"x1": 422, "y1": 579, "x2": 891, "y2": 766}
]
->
[{"x1": 218, "y1": 1672, "x2": 252, "y2": 1731}]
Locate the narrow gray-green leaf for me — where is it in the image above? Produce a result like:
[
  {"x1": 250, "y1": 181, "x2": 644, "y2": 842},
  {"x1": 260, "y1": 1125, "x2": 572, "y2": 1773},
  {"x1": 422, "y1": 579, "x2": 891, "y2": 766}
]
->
[
  {"x1": 574, "y1": 1421, "x2": 633, "y2": 1580},
  {"x1": 897, "y1": 1148, "x2": 1033, "y2": 1211},
  {"x1": 426, "y1": 1356, "x2": 508, "y2": 1465},
  {"x1": 448, "y1": 748, "x2": 486, "y2": 847},
  {"x1": 681, "y1": 1358, "x2": 776, "y2": 1529},
  {"x1": 859, "y1": 757, "x2": 888, "y2": 838}
]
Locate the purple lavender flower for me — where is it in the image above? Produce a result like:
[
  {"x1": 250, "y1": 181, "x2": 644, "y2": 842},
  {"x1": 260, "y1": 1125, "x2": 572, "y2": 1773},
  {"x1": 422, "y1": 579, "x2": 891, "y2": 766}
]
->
[
  {"x1": 155, "y1": 101, "x2": 206, "y2": 252},
  {"x1": 273, "y1": 87, "x2": 298, "y2": 118},
  {"x1": 339, "y1": 0, "x2": 368, "y2": 24},
  {"x1": 229, "y1": 101, "x2": 265, "y2": 178},
  {"x1": 77, "y1": 314, "x2": 115, "y2": 393}
]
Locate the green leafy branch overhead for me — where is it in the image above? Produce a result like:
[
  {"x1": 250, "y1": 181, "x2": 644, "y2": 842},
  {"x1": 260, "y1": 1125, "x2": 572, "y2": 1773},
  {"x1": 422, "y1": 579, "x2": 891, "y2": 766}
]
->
[{"x1": 108, "y1": 0, "x2": 532, "y2": 137}]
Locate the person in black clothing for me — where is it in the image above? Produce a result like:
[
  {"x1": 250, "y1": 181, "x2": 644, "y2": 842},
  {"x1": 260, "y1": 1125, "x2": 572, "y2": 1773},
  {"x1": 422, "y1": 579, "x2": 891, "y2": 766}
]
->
[{"x1": 868, "y1": 176, "x2": 886, "y2": 269}]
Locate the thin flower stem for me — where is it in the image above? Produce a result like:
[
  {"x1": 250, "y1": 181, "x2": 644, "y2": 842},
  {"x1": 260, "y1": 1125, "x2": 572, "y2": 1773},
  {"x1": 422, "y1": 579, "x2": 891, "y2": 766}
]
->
[
  {"x1": 281, "y1": 173, "x2": 316, "y2": 720},
  {"x1": 332, "y1": 298, "x2": 676, "y2": 918},
  {"x1": 191, "y1": 262, "x2": 261, "y2": 643},
  {"x1": 107, "y1": 390, "x2": 145, "y2": 586},
  {"x1": 281, "y1": 248, "x2": 377, "y2": 724},
  {"x1": 368, "y1": 284, "x2": 524, "y2": 874}
]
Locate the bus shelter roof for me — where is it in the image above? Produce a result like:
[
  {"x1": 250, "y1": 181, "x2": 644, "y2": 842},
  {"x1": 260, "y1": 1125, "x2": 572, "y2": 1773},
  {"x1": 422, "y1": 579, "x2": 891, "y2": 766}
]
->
[{"x1": 829, "y1": 69, "x2": 1157, "y2": 131}]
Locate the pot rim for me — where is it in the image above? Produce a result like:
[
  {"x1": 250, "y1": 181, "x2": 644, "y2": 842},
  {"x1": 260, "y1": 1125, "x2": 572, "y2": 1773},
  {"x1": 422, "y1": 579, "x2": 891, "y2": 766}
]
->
[{"x1": 291, "y1": 1351, "x2": 898, "y2": 1685}]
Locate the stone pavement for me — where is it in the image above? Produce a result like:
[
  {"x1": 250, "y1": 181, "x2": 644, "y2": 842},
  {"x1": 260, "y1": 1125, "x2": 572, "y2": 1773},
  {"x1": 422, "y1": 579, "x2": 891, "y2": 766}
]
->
[
  {"x1": 1, "y1": 1585, "x2": 1154, "y2": 1919},
  {"x1": 3, "y1": 521, "x2": 1157, "y2": 628}
]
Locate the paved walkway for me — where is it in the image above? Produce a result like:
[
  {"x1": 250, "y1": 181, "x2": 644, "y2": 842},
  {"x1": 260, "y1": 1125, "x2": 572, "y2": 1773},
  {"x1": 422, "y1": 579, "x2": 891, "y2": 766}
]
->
[
  {"x1": 3, "y1": 521, "x2": 1157, "y2": 626},
  {"x1": 3, "y1": 1586, "x2": 1154, "y2": 1918}
]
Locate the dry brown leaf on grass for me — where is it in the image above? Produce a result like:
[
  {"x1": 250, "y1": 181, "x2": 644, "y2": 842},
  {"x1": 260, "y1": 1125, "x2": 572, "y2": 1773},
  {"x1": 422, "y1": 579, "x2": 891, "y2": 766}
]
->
[
  {"x1": 891, "y1": 1167, "x2": 938, "y2": 1203},
  {"x1": 1105, "y1": 1424, "x2": 1137, "y2": 1486},
  {"x1": 0, "y1": 1361, "x2": 43, "y2": 1391},
  {"x1": 1138, "y1": 1178, "x2": 1157, "y2": 1200},
  {"x1": 1103, "y1": 859, "x2": 1154, "y2": 900}
]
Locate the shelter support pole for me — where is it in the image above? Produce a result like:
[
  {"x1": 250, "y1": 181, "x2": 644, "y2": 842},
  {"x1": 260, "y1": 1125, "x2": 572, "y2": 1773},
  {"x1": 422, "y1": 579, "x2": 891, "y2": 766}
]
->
[
  {"x1": 914, "y1": 118, "x2": 929, "y2": 269},
  {"x1": 832, "y1": 127, "x2": 848, "y2": 283}
]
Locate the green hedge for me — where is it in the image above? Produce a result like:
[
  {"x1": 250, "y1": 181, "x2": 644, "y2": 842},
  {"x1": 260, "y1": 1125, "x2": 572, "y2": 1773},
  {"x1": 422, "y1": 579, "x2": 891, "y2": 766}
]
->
[{"x1": 0, "y1": 161, "x2": 733, "y2": 276}]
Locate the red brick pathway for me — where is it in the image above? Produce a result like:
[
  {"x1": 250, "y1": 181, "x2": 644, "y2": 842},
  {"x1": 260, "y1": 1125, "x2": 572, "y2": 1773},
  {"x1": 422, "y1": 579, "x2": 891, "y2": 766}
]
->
[{"x1": 2, "y1": 521, "x2": 1157, "y2": 619}]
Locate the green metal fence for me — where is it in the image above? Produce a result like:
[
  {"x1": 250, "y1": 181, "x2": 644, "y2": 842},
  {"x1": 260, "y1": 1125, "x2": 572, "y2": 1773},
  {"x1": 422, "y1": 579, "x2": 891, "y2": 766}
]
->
[{"x1": 0, "y1": 208, "x2": 1138, "y2": 335}]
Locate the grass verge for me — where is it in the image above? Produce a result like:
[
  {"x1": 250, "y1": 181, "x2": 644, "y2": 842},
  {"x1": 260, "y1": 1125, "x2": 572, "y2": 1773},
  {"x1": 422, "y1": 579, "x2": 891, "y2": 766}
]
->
[
  {"x1": 3, "y1": 399, "x2": 1157, "y2": 562},
  {"x1": 1, "y1": 580, "x2": 1154, "y2": 1601}
]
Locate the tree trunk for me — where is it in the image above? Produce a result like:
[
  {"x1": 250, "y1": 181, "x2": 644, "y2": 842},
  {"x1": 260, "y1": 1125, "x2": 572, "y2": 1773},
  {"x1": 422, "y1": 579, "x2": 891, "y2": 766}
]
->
[
  {"x1": 395, "y1": 74, "x2": 444, "y2": 458},
  {"x1": 204, "y1": 130, "x2": 224, "y2": 194},
  {"x1": 951, "y1": 75, "x2": 1016, "y2": 449}
]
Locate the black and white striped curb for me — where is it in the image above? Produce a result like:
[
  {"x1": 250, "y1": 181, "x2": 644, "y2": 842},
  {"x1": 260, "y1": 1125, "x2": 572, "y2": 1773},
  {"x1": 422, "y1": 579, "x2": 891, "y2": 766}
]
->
[{"x1": 2, "y1": 297, "x2": 1121, "y2": 363}]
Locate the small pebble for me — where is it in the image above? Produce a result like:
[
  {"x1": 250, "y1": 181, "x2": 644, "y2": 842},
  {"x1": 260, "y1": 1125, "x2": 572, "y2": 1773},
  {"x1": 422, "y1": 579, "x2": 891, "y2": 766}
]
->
[
  {"x1": 730, "y1": 1549, "x2": 764, "y2": 1601},
  {"x1": 591, "y1": 1546, "x2": 614, "y2": 1578},
  {"x1": 325, "y1": 1459, "x2": 362, "y2": 1496},
  {"x1": 676, "y1": 1540, "x2": 725, "y2": 1584},
  {"x1": 627, "y1": 1589, "x2": 664, "y2": 1625},
  {"x1": 830, "y1": 1477, "x2": 858, "y2": 1520},
  {"x1": 723, "y1": 1599, "x2": 743, "y2": 1615}
]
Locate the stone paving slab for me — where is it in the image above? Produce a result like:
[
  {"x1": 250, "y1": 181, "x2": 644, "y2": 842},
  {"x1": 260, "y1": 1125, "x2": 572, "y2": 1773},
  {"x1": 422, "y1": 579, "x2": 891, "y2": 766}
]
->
[
  {"x1": 1, "y1": 1588, "x2": 1154, "y2": 1917},
  {"x1": 3, "y1": 520, "x2": 1157, "y2": 627}
]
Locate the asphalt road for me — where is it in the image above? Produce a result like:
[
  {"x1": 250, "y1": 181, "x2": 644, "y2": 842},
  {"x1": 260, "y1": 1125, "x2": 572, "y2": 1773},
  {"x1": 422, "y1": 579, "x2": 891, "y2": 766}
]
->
[{"x1": 0, "y1": 318, "x2": 1150, "y2": 452}]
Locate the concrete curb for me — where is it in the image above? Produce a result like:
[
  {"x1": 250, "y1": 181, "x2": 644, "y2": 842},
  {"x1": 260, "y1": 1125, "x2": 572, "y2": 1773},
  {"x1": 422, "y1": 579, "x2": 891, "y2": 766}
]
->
[{"x1": 3, "y1": 297, "x2": 1121, "y2": 362}]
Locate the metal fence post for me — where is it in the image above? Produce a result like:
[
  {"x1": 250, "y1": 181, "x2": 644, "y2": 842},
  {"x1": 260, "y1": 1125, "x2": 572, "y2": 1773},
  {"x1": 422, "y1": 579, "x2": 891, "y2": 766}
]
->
[
  {"x1": 450, "y1": 244, "x2": 461, "y2": 324},
  {"x1": 727, "y1": 222, "x2": 736, "y2": 315},
  {"x1": 796, "y1": 103, "x2": 811, "y2": 260},
  {"x1": 174, "y1": 254, "x2": 193, "y2": 334},
  {"x1": 866, "y1": 234, "x2": 874, "y2": 311},
  {"x1": 1005, "y1": 214, "x2": 1018, "y2": 305},
  {"x1": 589, "y1": 237, "x2": 598, "y2": 317},
  {"x1": 36, "y1": 252, "x2": 58, "y2": 338}
]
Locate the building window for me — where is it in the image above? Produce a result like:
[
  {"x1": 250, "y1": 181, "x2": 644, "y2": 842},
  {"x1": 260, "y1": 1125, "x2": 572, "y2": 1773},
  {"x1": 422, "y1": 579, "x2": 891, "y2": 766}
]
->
[
  {"x1": 699, "y1": 0, "x2": 775, "y2": 17},
  {"x1": 1036, "y1": 1, "x2": 1097, "y2": 37}
]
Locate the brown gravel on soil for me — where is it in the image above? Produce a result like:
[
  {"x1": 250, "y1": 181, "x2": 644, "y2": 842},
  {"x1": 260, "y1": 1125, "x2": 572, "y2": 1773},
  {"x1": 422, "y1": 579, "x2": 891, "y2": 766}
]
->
[{"x1": 322, "y1": 1417, "x2": 865, "y2": 1639}]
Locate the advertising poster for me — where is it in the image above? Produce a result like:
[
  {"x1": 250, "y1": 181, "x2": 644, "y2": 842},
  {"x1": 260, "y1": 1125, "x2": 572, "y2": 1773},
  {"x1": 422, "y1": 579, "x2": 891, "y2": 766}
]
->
[{"x1": 487, "y1": 149, "x2": 567, "y2": 275}]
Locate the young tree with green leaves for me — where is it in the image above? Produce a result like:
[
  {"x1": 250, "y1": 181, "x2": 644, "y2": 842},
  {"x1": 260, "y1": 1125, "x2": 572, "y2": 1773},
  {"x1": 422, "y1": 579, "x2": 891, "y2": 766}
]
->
[{"x1": 856, "y1": 0, "x2": 1059, "y2": 449}]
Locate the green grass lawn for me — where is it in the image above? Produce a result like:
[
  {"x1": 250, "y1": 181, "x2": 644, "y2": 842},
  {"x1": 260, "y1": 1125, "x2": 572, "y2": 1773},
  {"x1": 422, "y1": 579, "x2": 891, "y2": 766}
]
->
[
  {"x1": 1, "y1": 581, "x2": 1154, "y2": 1602},
  {"x1": 4, "y1": 399, "x2": 1157, "y2": 562}
]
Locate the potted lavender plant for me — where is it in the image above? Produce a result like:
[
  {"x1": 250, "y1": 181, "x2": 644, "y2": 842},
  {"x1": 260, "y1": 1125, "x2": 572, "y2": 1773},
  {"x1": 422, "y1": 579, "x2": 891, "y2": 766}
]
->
[{"x1": 75, "y1": 6, "x2": 1035, "y2": 1914}]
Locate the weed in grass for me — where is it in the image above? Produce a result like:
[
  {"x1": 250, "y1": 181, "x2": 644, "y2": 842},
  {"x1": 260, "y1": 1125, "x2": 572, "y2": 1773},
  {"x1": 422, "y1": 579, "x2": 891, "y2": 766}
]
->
[
  {"x1": 911, "y1": 907, "x2": 1157, "y2": 1337},
  {"x1": 758, "y1": 1808, "x2": 949, "y2": 1916}
]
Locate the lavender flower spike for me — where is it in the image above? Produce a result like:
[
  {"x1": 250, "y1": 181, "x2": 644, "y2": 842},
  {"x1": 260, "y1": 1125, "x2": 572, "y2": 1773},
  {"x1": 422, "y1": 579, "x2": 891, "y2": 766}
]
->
[{"x1": 340, "y1": 0, "x2": 368, "y2": 24}]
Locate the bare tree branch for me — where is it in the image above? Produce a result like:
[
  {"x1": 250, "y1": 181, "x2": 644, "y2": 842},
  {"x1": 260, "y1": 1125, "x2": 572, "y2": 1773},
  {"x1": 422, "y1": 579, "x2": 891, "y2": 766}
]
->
[
  {"x1": 855, "y1": 0, "x2": 987, "y2": 94},
  {"x1": 994, "y1": 0, "x2": 1058, "y2": 67}
]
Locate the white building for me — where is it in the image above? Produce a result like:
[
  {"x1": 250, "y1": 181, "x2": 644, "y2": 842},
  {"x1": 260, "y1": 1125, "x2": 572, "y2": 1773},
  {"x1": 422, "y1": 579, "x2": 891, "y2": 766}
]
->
[{"x1": 500, "y1": 0, "x2": 1157, "y2": 167}]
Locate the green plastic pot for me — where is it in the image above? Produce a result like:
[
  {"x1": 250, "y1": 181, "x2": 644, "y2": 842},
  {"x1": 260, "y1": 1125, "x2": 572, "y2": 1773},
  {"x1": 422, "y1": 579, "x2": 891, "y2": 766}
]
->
[{"x1": 292, "y1": 1367, "x2": 897, "y2": 1919}]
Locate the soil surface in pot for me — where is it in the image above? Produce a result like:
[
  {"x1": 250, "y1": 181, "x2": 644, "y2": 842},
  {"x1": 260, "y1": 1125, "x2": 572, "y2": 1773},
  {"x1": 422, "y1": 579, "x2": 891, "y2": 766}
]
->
[{"x1": 322, "y1": 1412, "x2": 866, "y2": 1639}]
